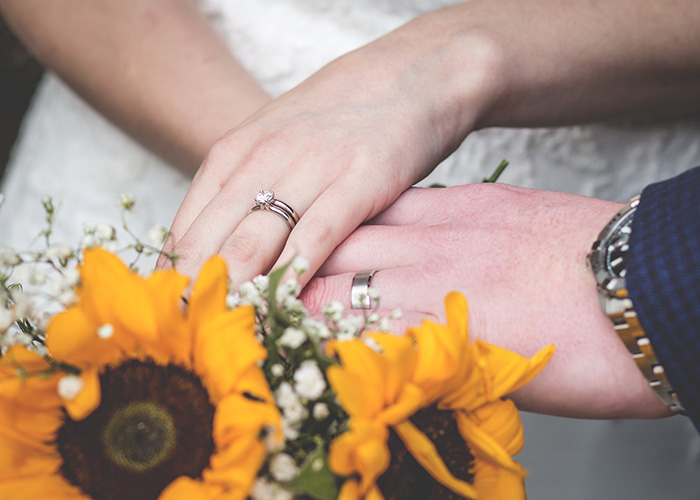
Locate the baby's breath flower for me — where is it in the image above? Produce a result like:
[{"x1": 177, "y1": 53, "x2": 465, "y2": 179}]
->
[
  {"x1": 293, "y1": 360, "x2": 326, "y2": 400},
  {"x1": 379, "y1": 317, "x2": 392, "y2": 332},
  {"x1": 46, "y1": 243, "x2": 74, "y2": 263},
  {"x1": 58, "y1": 375, "x2": 84, "y2": 400},
  {"x1": 119, "y1": 193, "x2": 136, "y2": 210},
  {"x1": 83, "y1": 222, "x2": 96, "y2": 235},
  {"x1": 322, "y1": 301, "x2": 343, "y2": 322},
  {"x1": 97, "y1": 324, "x2": 114, "y2": 339},
  {"x1": 225, "y1": 292, "x2": 241, "y2": 310},
  {"x1": 250, "y1": 478, "x2": 293, "y2": 500},
  {"x1": 13, "y1": 292, "x2": 34, "y2": 319},
  {"x1": 390, "y1": 309, "x2": 403, "y2": 320},
  {"x1": 312, "y1": 402, "x2": 330, "y2": 421},
  {"x1": 279, "y1": 327, "x2": 306, "y2": 350},
  {"x1": 269, "y1": 453, "x2": 299, "y2": 483},
  {"x1": 147, "y1": 224, "x2": 168, "y2": 247},
  {"x1": 336, "y1": 316, "x2": 364, "y2": 340},
  {"x1": 367, "y1": 313, "x2": 379, "y2": 324},
  {"x1": 63, "y1": 267, "x2": 80, "y2": 287},
  {"x1": 0, "y1": 247, "x2": 21, "y2": 267},
  {"x1": 0, "y1": 307, "x2": 15, "y2": 331},
  {"x1": 252, "y1": 274, "x2": 269, "y2": 294},
  {"x1": 29, "y1": 272, "x2": 46, "y2": 286},
  {"x1": 239, "y1": 281, "x2": 264, "y2": 309},
  {"x1": 301, "y1": 317, "x2": 330, "y2": 340},
  {"x1": 276, "y1": 382, "x2": 306, "y2": 425},
  {"x1": 270, "y1": 363, "x2": 285, "y2": 378},
  {"x1": 1, "y1": 329, "x2": 33, "y2": 348},
  {"x1": 80, "y1": 234, "x2": 98, "y2": 250},
  {"x1": 95, "y1": 223, "x2": 116, "y2": 242},
  {"x1": 363, "y1": 336, "x2": 382, "y2": 353},
  {"x1": 275, "y1": 279, "x2": 300, "y2": 304},
  {"x1": 291, "y1": 256, "x2": 309, "y2": 276},
  {"x1": 368, "y1": 288, "x2": 381, "y2": 302},
  {"x1": 58, "y1": 289, "x2": 78, "y2": 307}
]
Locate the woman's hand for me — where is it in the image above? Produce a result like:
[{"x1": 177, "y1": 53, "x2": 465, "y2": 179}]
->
[
  {"x1": 299, "y1": 184, "x2": 671, "y2": 420},
  {"x1": 159, "y1": 20, "x2": 500, "y2": 285}
]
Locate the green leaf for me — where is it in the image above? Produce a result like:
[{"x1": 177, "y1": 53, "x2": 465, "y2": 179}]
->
[{"x1": 289, "y1": 446, "x2": 339, "y2": 500}]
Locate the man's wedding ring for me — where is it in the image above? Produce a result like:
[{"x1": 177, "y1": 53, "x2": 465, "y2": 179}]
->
[
  {"x1": 251, "y1": 190, "x2": 300, "y2": 229},
  {"x1": 351, "y1": 270, "x2": 376, "y2": 310}
]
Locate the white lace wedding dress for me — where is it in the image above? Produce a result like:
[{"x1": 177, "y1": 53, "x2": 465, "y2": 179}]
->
[{"x1": 1, "y1": 0, "x2": 699, "y2": 497}]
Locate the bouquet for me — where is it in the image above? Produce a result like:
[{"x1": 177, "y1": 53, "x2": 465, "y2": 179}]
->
[{"x1": 0, "y1": 195, "x2": 553, "y2": 500}]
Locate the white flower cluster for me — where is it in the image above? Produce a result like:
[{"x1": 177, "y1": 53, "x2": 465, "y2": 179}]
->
[{"x1": 0, "y1": 194, "x2": 174, "y2": 354}]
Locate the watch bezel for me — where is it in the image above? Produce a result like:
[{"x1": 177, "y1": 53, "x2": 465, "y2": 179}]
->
[{"x1": 587, "y1": 195, "x2": 640, "y2": 298}]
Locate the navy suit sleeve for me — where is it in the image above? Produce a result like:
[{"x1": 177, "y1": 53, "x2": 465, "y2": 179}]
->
[{"x1": 627, "y1": 165, "x2": 700, "y2": 433}]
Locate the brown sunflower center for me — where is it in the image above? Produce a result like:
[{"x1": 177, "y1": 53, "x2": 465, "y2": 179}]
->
[
  {"x1": 56, "y1": 359, "x2": 216, "y2": 500},
  {"x1": 377, "y1": 406, "x2": 475, "y2": 500}
]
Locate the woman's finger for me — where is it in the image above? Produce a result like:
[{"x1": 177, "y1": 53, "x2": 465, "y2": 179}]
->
[{"x1": 313, "y1": 224, "x2": 420, "y2": 277}]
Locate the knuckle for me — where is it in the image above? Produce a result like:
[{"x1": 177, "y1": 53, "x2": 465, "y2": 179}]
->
[
  {"x1": 220, "y1": 231, "x2": 264, "y2": 268},
  {"x1": 170, "y1": 238, "x2": 208, "y2": 274},
  {"x1": 300, "y1": 276, "x2": 340, "y2": 315},
  {"x1": 297, "y1": 215, "x2": 337, "y2": 250}
]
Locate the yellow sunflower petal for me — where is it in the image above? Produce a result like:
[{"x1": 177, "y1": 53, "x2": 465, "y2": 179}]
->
[
  {"x1": 188, "y1": 256, "x2": 229, "y2": 327},
  {"x1": 472, "y1": 460, "x2": 526, "y2": 500},
  {"x1": 46, "y1": 305, "x2": 122, "y2": 368},
  {"x1": 0, "y1": 431, "x2": 60, "y2": 481},
  {"x1": 474, "y1": 341, "x2": 555, "y2": 402},
  {"x1": 0, "y1": 474, "x2": 91, "y2": 500},
  {"x1": 145, "y1": 270, "x2": 191, "y2": 366},
  {"x1": 204, "y1": 434, "x2": 265, "y2": 499},
  {"x1": 442, "y1": 342, "x2": 554, "y2": 412},
  {"x1": 444, "y1": 292, "x2": 469, "y2": 342},
  {"x1": 62, "y1": 368, "x2": 101, "y2": 421},
  {"x1": 213, "y1": 393, "x2": 280, "y2": 449},
  {"x1": 376, "y1": 383, "x2": 424, "y2": 427},
  {"x1": 463, "y1": 399, "x2": 526, "y2": 457},
  {"x1": 0, "y1": 376, "x2": 63, "y2": 445},
  {"x1": 393, "y1": 420, "x2": 478, "y2": 499},
  {"x1": 79, "y1": 248, "x2": 133, "y2": 324},
  {"x1": 338, "y1": 479, "x2": 362, "y2": 500},
  {"x1": 454, "y1": 403, "x2": 525, "y2": 474},
  {"x1": 0, "y1": 346, "x2": 51, "y2": 373},
  {"x1": 193, "y1": 306, "x2": 267, "y2": 402},
  {"x1": 326, "y1": 341, "x2": 385, "y2": 418},
  {"x1": 328, "y1": 419, "x2": 390, "y2": 490},
  {"x1": 408, "y1": 293, "x2": 472, "y2": 402},
  {"x1": 326, "y1": 365, "x2": 380, "y2": 419},
  {"x1": 368, "y1": 334, "x2": 416, "y2": 404},
  {"x1": 111, "y1": 272, "x2": 160, "y2": 347}
]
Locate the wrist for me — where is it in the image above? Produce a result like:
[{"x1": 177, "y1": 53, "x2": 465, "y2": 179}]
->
[{"x1": 358, "y1": 7, "x2": 508, "y2": 153}]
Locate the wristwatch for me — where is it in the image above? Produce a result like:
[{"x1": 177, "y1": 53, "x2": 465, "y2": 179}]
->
[{"x1": 587, "y1": 195, "x2": 686, "y2": 413}]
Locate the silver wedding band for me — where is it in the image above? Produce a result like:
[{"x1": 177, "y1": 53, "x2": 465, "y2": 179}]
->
[
  {"x1": 251, "y1": 190, "x2": 300, "y2": 229},
  {"x1": 351, "y1": 270, "x2": 376, "y2": 310}
]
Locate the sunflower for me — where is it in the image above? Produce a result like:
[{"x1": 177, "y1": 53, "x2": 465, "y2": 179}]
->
[
  {"x1": 0, "y1": 247, "x2": 281, "y2": 500},
  {"x1": 326, "y1": 292, "x2": 554, "y2": 500}
]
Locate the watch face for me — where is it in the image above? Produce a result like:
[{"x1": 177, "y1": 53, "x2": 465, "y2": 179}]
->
[{"x1": 602, "y1": 210, "x2": 634, "y2": 279}]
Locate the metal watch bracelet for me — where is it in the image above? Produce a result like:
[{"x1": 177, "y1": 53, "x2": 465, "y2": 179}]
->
[{"x1": 607, "y1": 294, "x2": 686, "y2": 414}]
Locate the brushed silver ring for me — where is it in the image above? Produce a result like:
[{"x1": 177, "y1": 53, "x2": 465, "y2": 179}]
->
[
  {"x1": 251, "y1": 190, "x2": 300, "y2": 229},
  {"x1": 351, "y1": 270, "x2": 376, "y2": 310}
]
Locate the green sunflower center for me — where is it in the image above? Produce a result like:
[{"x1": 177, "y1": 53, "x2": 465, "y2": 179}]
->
[
  {"x1": 378, "y1": 406, "x2": 476, "y2": 500},
  {"x1": 57, "y1": 359, "x2": 216, "y2": 500},
  {"x1": 101, "y1": 401, "x2": 176, "y2": 472}
]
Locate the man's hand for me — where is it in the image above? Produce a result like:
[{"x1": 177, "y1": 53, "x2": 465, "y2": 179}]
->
[{"x1": 300, "y1": 184, "x2": 671, "y2": 420}]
